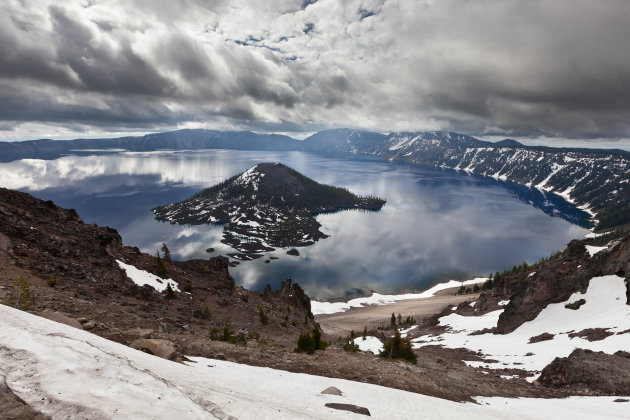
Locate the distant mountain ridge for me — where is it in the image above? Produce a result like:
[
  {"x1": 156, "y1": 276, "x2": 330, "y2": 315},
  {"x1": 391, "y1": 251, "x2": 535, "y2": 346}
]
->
[{"x1": 2, "y1": 128, "x2": 629, "y2": 231}]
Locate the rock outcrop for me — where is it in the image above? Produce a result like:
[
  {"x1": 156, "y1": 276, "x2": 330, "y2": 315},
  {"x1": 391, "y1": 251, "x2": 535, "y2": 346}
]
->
[{"x1": 538, "y1": 349, "x2": 630, "y2": 395}]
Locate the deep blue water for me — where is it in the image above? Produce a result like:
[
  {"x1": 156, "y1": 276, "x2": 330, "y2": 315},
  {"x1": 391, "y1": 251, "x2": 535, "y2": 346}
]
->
[{"x1": 1, "y1": 150, "x2": 589, "y2": 298}]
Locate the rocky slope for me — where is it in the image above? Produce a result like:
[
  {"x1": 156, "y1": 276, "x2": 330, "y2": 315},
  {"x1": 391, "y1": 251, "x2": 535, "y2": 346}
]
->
[
  {"x1": 0, "y1": 187, "x2": 316, "y2": 357},
  {"x1": 153, "y1": 162, "x2": 385, "y2": 258},
  {"x1": 490, "y1": 235, "x2": 630, "y2": 334}
]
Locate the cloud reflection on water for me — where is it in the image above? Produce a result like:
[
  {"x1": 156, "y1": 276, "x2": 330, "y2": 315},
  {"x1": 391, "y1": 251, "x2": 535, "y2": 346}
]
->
[{"x1": 1, "y1": 150, "x2": 588, "y2": 298}]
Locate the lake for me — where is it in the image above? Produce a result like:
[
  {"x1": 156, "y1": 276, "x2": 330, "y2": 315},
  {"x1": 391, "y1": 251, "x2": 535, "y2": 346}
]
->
[{"x1": 1, "y1": 149, "x2": 588, "y2": 298}]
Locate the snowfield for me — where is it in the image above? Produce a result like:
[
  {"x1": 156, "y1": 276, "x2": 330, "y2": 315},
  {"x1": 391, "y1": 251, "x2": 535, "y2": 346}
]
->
[
  {"x1": 0, "y1": 304, "x2": 629, "y2": 419},
  {"x1": 311, "y1": 277, "x2": 488, "y2": 315},
  {"x1": 413, "y1": 275, "x2": 630, "y2": 379},
  {"x1": 116, "y1": 260, "x2": 180, "y2": 292}
]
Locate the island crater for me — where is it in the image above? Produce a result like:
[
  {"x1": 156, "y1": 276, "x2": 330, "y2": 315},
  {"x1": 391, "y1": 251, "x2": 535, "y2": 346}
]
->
[{"x1": 153, "y1": 162, "x2": 386, "y2": 258}]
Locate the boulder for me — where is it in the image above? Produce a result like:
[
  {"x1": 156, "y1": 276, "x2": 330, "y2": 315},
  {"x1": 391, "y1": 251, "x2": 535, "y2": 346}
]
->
[
  {"x1": 130, "y1": 339, "x2": 176, "y2": 360},
  {"x1": 126, "y1": 328, "x2": 153, "y2": 339},
  {"x1": 538, "y1": 348, "x2": 630, "y2": 394},
  {"x1": 39, "y1": 309, "x2": 82, "y2": 329},
  {"x1": 82, "y1": 320, "x2": 97, "y2": 330},
  {"x1": 325, "y1": 403, "x2": 370, "y2": 416},
  {"x1": 321, "y1": 386, "x2": 342, "y2": 396},
  {"x1": 565, "y1": 299, "x2": 586, "y2": 310},
  {"x1": 528, "y1": 332, "x2": 555, "y2": 343}
]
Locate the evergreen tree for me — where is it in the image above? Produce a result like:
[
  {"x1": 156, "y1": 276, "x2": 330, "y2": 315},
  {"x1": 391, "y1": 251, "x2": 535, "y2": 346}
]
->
[
  {"x1": 156, "y1": 250, "x2": 168, "y2": 277},
  {"x1": 390, "y1": 312, "x2": 396, "y2": 328},
  {"x1": 164, "y1": 282, "x2": 176, "y2": 299},
  {"x1": 6, "y1": 276, "x2": 34, "y2": 310},
  {"x1": 161, "y1": 242, "x2": 171, "y2": 261},
  {"x1": 363, "y1": 325, "x2": 368, "y2": 340},
  {"x1": 380, "y1": 330, "x2": 417, "y2": 364}
]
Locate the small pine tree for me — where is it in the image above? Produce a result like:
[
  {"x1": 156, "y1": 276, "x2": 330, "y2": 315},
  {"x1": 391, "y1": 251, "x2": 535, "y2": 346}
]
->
[
  {"x1": 156, "y1": 251, "x2": 168, "y2": 277},
  {"x1": 397, "y1": 313, "x2": 402, "y2": 326},
  {"x1": 380, "y1": 330, "x2": 417, "y2": 364},
  {"x1": 363, "y1": 325, "x2": 368, "y2": 340},
  {"x1": 202, "y1": 304, "x2": 211, "y2": 320},
  {"x1": 164, "y1": 282, "x2": 176, "y2": 299},
  {"x1": 390, "y1": 312, "x2": 396, "y2": 328},
  {"x1": 6, "y1": 276, "x2": 34, "y2": 310},
  {"x1": 473, "y1": 283, "x2": 480, "y2": 293},
  {"x1": 295, "y1": 331, "x2": 316, "y2": 354},
  {"x1": 161, "y1": 242, "x2": 171, "y2": 261},
  {"x1": 294, "y1": 326, "x2": 327, "y2": 354},
  {"x1": 342, "y1": 338, "x2": 360, "y2": 353},
  {"x1": 313, "y1": 326, "x2": 325, "y2": 350},
  {"x1": 258, "y1": 306, "x2": 269, "y2": 325}
]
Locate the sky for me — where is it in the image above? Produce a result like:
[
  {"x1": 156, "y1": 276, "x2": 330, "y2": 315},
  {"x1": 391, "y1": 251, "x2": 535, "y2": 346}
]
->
[{"x1": 1, "y1": 0, "x2": 630, "y2": 146}]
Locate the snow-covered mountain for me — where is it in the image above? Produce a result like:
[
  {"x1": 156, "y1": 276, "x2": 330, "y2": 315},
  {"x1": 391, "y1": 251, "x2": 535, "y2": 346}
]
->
[{"x1": 366, "y1": 131, "x2": 630, "y2": 231}]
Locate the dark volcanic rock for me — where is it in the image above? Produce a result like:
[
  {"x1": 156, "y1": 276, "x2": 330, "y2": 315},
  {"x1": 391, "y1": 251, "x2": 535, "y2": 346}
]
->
[
  {"x1": 565, "y1": 299, "x2": 586, "y2": 310},
  {"x1": 153, "y1": 163, "x2": 385, "y2": 257},
  {"x1": 325, "y1": 403, "x2": 370, "y2": 416},
  {"x1": 538, "y1": 349, "x2": 630, "y2": 394},
  {"x1": 568, "y1": 328, "x2": 614, "y2": 342},
  {"x1": 286, "y1": 248, "x2": 300, "y2": 256},
  {"x1": 529, "y1": 332, "x2": 555, "y2": 344}
]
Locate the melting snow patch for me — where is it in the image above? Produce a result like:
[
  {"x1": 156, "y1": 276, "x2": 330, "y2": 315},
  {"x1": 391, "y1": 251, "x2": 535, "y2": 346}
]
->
[
  {"x1": 585, "y1": 245, "x2": 607, "y2": 257},
  {"x1": 414, "y1": 275, "x2": 630, "y2": 374},
  {"x1": 311, "y1": 277, "x2": 488, "y2": 315},
  {"x1": 498, "y1": 300, "x2": 510, "y2": 306},
  {"x1": 116, "y1": 260, "x2": 179, "y2": 292},
  {"x1": 353, "y1": 336, "x2": 384, "y2": 354}
]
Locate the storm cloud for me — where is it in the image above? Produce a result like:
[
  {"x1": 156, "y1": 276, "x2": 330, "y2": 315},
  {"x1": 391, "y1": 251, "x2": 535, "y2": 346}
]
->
[{"x1": 1, "y1": 0, "x2": 629, "y2": 141}]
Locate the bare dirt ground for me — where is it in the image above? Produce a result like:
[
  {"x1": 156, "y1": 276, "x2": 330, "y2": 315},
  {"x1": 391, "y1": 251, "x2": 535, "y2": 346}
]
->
[{"x1": 316, "y1": 291, "x2": 478, "y2": 336}]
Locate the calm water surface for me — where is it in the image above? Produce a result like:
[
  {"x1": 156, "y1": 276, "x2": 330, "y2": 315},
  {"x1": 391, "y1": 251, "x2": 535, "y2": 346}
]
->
[{"x1": 2, "y1": 150, "x2": 588, "y2": 298}]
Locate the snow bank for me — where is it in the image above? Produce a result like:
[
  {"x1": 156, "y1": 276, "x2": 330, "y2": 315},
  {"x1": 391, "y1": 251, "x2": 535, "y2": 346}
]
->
[
  {"x1": 116, "y1": 260, "x2": 179, "y2": 292},
  {"x1": 413, "y1": 275, "x2": 630, "y2": 376},
  {"x1": 353, "y1": 336, "x2": 384, "y2": 354},
  {"x1": 0, "y1": 304, "x2": 628, "y2": 419},
  {"x1": 312, "y1": 277, "x2": 488, "y2": 315},
  {"x1": 585, "y1": 245, "x2": 607, "y2": 257}
]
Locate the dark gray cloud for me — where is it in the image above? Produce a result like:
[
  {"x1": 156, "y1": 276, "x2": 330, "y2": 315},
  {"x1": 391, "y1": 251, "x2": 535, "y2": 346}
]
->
[{"x1": 0, "y1": 0, "x2": 629, "y2": 142}]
